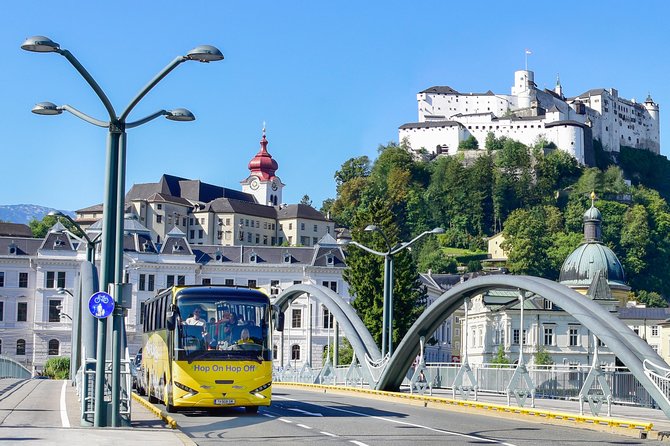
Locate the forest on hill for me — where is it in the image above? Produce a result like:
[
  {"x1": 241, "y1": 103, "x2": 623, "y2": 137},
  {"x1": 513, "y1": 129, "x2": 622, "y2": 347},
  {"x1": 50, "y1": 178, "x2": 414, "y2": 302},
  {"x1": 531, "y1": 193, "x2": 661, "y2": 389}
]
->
[{"x1": 323, "y1": 134, "x2": 670, "y2": 322}]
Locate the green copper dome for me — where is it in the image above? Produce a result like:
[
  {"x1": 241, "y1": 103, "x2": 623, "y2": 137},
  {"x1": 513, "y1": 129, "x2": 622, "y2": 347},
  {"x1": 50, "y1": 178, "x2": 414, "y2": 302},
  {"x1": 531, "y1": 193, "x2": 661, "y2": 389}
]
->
[
  {"x1": 559, "y1": 242, "x2": 626, "y2": 286},
  {"x1": 583, "y1": 205, "x2": 602, "y2": 221}
]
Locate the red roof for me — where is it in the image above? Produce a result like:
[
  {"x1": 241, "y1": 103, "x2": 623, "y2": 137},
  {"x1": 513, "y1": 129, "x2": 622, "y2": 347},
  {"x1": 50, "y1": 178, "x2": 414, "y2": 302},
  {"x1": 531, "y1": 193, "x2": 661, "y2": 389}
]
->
[{"x1": 247, "y1": 130, "x2": 278, "y2": 181}]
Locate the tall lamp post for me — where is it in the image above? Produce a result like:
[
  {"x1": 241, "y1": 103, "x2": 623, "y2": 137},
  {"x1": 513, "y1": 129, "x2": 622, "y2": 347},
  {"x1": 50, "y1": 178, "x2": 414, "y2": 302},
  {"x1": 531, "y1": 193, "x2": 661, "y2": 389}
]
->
[
  {"x1": 49, "y1": 211, "x2": 101, "y2": 384},
  {"x1": 340, "y1": 225, "x2": 444, "y2": 357},
  {"x1": 23, "y1": 36, "x2": 223, "y2": 427}
]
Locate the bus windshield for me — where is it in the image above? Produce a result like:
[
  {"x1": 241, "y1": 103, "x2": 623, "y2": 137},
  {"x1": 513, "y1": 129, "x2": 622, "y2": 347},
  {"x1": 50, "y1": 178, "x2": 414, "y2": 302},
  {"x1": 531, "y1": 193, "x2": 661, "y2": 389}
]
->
[{"x1": 177, "y1": 295, "x2": 269, "y2": 361}]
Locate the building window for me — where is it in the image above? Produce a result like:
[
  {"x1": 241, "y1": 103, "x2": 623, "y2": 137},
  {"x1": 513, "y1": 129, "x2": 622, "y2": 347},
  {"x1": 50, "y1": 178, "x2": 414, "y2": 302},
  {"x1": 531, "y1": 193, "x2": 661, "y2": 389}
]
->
[
  {"x1": 0, "y1": 339, "x2": 2, "y2": 354},
  {"x1": 288, "y1": 223, "x2": 292, "y2": 230},
  {"x1": 543, "y1": 326, "x2": 554, "y2": 346},
  {"x1": 17, "y1": 302, "x2": 27, "y2": 322},
  {"x1": 0, "y1": 301, "x2": 3, "y2": 321},
  {"x1": 46, "y1": 271, "x2": 66, "y2": 289},
  {"x1": 156, "y1": 215, "x2": 162, "y2": 224},
  {"x1": 291, "y1": 344, "x2": 301, "y2": 360},
  {"x1": 270, "y1": 280, "x2": 280, "y2": 295},
  {"x1": 569, "y1": 327, "x2": 579, "y2": 346},
  {"x1": 16, "y1": 339, "x2": 25, "y2": 355},
  {"x1": 167, "y1": 275, "x2": 175, "y2": 288},
  {"x1": 202, "y1": 278, "x2": 211, "y2": 285},
  {"x1": 157, "y1": 204, "x2": 162, "y2": 210},
  {"x1": 652, "y1": 325, "x2": 659, "y2": 337},
  {"x1": 248, "y1": 279, "x2": 257, "y2": 288},
  {"x1": 291, "y1": 308, "x2": 302, "y2": 328},
  {"x1": 19, "y1": 272, "x2": 28, "y2": 288},
  {"x1": 198, "y1": 229, "x2": 204, "y2": 239},
  {"x1": 139, "y1": 274, "x2": 155, "y2": 292},
  {"x1": 322, "y1": 281, "x2": 337, "y2": 292},
  {"x1": 313, "y1": 224, "x2": 318, "y2": 232},
  {"x1": 48, "y1": 339, "x2": 60, "y2": 356},
  {"x1": 323, "y1": 306, "x2": 334, "y2": 329},
  {"x1": 543, "y1": 299, "x2": 553, "y2": 310},
  {"x1": 189, "y1": 230, "x2": 195, "y2": 239},
  {"x1": 225, "y1": 279, "x2": 235, "y2": 286},
  {"x1": 0, "y1": 272, "x2": 3, "y2": 287},
  {"x1": 49, "y1": 300, "x2": 62, "y2": 322},
  {"x1": 272, "y1": 344, "x2": 278, "y2": 360},
  {"x1": 300, "y1": 223, "x2": 305, "y2": 231}
]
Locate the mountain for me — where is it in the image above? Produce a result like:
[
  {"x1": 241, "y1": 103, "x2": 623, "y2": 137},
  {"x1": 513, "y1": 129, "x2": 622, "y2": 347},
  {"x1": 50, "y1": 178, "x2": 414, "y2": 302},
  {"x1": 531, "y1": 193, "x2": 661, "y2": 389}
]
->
[{"x1": 0, "y1": 204, "x2": 74, "y2": 225}]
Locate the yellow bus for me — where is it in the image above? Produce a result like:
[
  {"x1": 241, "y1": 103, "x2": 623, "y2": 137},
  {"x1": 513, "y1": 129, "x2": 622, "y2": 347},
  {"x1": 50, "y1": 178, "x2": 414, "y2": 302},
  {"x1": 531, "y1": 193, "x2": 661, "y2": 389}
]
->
[{"x1": 137, "y1": 285, "x2": 282, "y2": 413}]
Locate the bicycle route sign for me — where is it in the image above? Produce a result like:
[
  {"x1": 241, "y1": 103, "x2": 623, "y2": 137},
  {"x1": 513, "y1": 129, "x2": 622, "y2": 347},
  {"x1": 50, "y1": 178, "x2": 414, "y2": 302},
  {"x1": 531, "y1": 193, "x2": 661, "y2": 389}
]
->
[{"x1": 88, "y1": 291, "x2": 115, "y2": 319}]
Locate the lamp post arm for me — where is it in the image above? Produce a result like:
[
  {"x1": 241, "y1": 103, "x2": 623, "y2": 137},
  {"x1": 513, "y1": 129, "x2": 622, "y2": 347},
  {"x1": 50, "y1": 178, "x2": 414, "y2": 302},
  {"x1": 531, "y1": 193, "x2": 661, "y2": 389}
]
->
[
  {"x1": 58, "y1": 49, "x2": 117, "y2": 120},
  {"x1": 347, "y1": 240, "x2": 388, "y2": 257},
  {"x1": 390, "y1": 230, "x2": 431, "y2": 255},
  {"x1": 61, "y1": 105, "x2": 109, "y2": 127},
  {"x1": 126, "y1": 110, "x2": 169, "y2": 128},
  {"x1": 119, "y1": 56, "x2": 186, "y2": 122}
]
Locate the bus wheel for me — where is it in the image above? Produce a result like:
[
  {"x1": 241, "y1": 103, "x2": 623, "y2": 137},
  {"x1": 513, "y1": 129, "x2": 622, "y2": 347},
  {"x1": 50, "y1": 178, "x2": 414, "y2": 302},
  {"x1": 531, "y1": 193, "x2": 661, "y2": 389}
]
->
[
  {"x1": 245, "y1": 406, "x2": 259, "y2": 414},
  {"x1": 165, "y1": 398, "x2": 176, "y2": 413},
  {"x1": 148, "y1": 387, "x2": 159, "y2": 404}
]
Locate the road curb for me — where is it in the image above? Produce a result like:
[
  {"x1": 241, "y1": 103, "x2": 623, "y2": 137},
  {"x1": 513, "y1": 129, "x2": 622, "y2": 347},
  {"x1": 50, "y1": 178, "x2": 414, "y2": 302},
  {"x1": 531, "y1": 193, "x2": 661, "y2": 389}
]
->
[
  {"x1": 274, "y1": 382, "x2": 658, "y2": 440},
  {"x1": 131, "y1": 393, "x2": 178, "y2": 429}
]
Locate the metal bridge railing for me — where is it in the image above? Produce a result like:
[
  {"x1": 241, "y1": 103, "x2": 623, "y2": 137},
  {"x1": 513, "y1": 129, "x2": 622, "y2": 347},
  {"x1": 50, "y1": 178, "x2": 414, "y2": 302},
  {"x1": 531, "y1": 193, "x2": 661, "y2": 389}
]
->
[{"x1": 0, "y1": 355, "x2": 31, "y2": 379}]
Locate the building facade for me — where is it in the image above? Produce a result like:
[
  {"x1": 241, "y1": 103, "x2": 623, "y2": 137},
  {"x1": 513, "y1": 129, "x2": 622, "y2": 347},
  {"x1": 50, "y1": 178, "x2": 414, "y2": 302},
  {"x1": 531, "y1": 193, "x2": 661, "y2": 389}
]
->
[
  {"x1": 75, "y1": 130, "x2": 335, "y2": 248},
  {"x1": 399, "y1": 69, "x2": 660, "y2": 163}
]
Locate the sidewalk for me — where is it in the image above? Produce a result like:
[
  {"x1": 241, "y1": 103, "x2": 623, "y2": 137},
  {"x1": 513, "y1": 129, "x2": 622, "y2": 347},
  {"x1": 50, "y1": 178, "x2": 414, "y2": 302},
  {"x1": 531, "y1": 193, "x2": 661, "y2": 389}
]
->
[{"x1": 57, "y1": 381, "x2": 194, "y2": 446}]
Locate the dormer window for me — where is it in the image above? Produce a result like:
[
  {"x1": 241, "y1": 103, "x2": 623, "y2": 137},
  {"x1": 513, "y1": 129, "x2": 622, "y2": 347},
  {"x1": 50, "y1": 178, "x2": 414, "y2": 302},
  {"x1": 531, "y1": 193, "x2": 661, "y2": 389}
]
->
[
  {"x1": 326, "y1": 254, "x2": 335, "y2": 266},
  {"x1": 8, "y1": 242, "x2": 17, "y2": 255},
  {"x1": 53, "y1": 238, "x2": 65, "y2": 248},
  {"x1": 142, "y1": 241, "x2": 152, "y2": 253},
  {"x1": 172, "y1": 243, "x2": 183, "y2": 253},
  {"x1": 283, "y1": 252, "x2": 291, "y2": 264},
  {"x1": 249, "y1": 252, "x2": 258, "y2": 264},
  {"x1": 214, "y1": 249, "x2": 223, "y2": 262}
]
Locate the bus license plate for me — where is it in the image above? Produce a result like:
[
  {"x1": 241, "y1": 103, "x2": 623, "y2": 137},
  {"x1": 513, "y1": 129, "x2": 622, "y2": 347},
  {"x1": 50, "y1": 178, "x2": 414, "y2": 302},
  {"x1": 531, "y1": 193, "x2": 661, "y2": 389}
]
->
[{"x1": 214, "y1": 399, "x2": 235, "y2": 405}]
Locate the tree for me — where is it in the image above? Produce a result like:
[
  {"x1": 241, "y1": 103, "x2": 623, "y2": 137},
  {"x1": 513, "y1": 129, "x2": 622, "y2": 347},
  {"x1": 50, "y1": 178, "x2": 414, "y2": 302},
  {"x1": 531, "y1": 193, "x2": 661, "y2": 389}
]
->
[
  {"x1": 491, "y1": 345, "x2": 510, "y2": 367},
  {"x1": 458, "y1": 135, "x2": 479, "y2": 151},
  {"x1": 466, "y1": 259, "x2": 482, "y2": 273},
  {"x1": 334, "y1": 156, "x2": 371, "y2": 193},
  {"x1": 322, "y1": 337, "x2": 354, "y2": 365},
  {"x1": 29, "y1": 214, "x2": 79, "y2": 238},
  {"x1": 44, "y1": 356, "x2": 70, "y2": 379},
  {"x1": 299, "y1": 194, "x2": 313, "y2": 207},
  {"x1": 533, "y1": 346, "x2": 554, "y2": 366}
]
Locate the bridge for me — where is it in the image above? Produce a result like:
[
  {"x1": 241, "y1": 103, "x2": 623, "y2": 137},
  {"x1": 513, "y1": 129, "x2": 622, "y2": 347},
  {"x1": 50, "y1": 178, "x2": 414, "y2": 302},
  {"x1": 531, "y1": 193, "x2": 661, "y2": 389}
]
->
[{"x1": 273, "y1": 275, "x2": 670, "y2": 418}]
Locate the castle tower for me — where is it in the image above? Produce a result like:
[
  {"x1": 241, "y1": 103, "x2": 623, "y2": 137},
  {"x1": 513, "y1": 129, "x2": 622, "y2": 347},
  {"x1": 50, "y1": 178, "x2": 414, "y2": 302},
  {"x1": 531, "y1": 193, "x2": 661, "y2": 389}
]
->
[
  {"x1": 241, "y1": 127, "x2": 284, "y2": 206},
  {"x1": 645, "y1": 93, "x2": 660, "y2": 122},
  {"x1": 554, "y1": 74, "x2": 563, "y2": 98},
  {"x1": 512, "y1": 70, "x2": 536, "y2": 108}
]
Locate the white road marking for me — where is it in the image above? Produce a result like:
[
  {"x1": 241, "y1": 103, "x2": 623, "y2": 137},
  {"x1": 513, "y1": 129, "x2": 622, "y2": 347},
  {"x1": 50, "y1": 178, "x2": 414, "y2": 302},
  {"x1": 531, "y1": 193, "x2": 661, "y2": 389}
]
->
[
  {"x1": 349, "y1": 441, "x2": 369, "y2": 446},
  {"x1": 262, "y1": 413, "x2": 275, "y2": 418},
  {"x1": 296, "y1": 423, "x2": 312, "y2": 429},
  {"x1": 279, "y1": 418, "x2": 293, "y2": 423},
  {"x1": 60, "y1": 381, "x2": 70, "y2": 428},
  {"x1": 325, "y1": 404, "x2": 518, "y2": 446},
  {"x1": 321, "y1": 431, "x2": 338, "y2": 437},
  {"x1": 288, "y1": 408, "x2": 324, "y2": 417}
]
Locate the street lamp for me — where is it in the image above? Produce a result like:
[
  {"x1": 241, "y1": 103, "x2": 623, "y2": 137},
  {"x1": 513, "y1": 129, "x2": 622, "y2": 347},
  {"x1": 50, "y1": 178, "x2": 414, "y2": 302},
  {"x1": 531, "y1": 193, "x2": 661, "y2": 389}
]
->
[
  {"x1": 339, "y1": 226, "x2": 444, "y2": 357},
  {"x1": 23, "y1": 35, "x2": 223, "y2": 427},
  {"x1": 48, "y1": 211, "x2": 101, "y2": 263}
]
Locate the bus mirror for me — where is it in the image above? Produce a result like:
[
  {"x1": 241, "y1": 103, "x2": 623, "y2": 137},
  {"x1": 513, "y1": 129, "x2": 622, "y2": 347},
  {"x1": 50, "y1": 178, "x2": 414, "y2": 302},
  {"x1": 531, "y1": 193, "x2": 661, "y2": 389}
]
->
[
  {"x1": 272, "y1": 305, "x2": 285, "y2": 332},
  {"x1": 166, "y1": 310, "x2": 176, "y2": 330},
  {"x1": 276, "y1": 311, "x2": 285, "y2": 332}
]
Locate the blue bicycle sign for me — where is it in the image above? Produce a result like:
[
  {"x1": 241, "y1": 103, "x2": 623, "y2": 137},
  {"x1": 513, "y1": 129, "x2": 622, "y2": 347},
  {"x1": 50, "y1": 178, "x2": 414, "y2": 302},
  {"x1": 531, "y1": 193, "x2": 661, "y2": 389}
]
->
[{"x1": 89, "y1": 291, "x2": 115, "y2": 319}]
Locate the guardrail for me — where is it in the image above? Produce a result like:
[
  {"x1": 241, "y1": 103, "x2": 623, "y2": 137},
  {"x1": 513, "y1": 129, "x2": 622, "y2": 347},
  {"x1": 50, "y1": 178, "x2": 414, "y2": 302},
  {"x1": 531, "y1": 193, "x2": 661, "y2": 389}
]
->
[
  {"x1": 273, "y1": 362, "x2": 658, "y2": 409},
  {"x1": 0, "y1": 355, "x2": 31, "y2": 379}
]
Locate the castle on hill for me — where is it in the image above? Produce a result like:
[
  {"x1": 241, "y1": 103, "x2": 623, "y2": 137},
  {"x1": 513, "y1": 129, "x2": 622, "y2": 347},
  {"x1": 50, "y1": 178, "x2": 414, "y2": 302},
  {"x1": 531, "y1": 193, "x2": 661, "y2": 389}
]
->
[{"x1": 399, "y1": 69, "x2": 660, "y2": 164}]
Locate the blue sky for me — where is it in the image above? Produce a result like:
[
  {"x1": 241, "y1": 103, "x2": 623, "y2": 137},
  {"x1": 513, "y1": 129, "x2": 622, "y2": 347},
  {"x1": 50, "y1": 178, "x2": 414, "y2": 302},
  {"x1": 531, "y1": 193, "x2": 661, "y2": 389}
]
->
[{"x1": 2, "y1": 1, "x2": 669, "y2": 212}]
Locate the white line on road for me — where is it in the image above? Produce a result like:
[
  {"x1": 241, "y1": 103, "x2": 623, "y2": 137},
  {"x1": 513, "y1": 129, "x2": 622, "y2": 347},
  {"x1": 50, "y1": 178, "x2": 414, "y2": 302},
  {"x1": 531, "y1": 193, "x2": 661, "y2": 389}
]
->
[
  {"x1": 324, "y1": 404, "x2": 517, "y2": 446},
  {"x1": 320, "y1": 431, "x2": 338, "y2": 437},
  {"x1": 296, "y1": 423, "x2": 312, "y2": 429},
  {"x1": 279, "y1": 418, "x2": 293, "y2": 423},
  {"x1": 349, "y1": 441, "x2": 369, "y2": 446},
  {"x1": 288, "y1": 408, "x2": 324, "y2": 417},
  {"x1": 60, "y1": 381, "x2": 70, "y2": 428}
]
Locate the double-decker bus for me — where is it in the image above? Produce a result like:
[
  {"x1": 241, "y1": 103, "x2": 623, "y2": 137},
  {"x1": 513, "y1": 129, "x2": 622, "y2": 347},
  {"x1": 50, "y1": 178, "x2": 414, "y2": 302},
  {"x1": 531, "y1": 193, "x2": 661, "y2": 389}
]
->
[{"x1": 137, "y1": 285, "x2": 282, "y2": 413}]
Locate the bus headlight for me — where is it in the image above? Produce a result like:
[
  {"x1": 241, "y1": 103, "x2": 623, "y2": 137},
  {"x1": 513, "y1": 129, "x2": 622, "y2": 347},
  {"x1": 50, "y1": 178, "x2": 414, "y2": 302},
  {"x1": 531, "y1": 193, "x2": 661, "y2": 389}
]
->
[
  {"x1": 249, "y1": 382, "x2": 271, "y2": 398},
  {"x1": 174, "y1": 381, "x2": 199, "y2": 396}
]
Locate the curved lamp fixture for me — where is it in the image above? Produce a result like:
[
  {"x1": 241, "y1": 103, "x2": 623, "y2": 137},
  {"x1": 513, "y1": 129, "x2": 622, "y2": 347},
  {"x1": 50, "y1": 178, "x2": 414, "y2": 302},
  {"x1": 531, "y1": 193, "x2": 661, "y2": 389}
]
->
[
  {"x1": 21, "y1": 35, "x2": 60, "y2": 53},
  {"x1": 186, "y1": 45, "x2": 224, "y2": 63}
]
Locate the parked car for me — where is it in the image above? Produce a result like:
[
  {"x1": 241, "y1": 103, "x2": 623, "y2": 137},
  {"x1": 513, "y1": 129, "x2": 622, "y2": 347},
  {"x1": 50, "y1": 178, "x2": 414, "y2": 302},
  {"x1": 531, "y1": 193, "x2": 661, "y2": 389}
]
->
[{"x1": 131, "y1": 349, "x2": 142, "y2": 391}]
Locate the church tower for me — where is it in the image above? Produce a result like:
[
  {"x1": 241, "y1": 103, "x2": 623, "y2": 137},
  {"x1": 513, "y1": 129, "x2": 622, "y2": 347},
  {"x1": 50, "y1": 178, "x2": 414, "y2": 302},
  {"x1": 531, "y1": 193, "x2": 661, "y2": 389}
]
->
[{"x1": 241, "y1": 127, "x2": 284, "y2": 206}]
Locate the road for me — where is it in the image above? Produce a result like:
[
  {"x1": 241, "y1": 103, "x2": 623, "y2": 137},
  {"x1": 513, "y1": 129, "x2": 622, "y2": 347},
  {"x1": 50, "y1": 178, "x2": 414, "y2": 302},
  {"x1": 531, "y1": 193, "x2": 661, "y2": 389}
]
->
[{"x1": 163, "y1": 386, "x2": 646, "y2": 445}]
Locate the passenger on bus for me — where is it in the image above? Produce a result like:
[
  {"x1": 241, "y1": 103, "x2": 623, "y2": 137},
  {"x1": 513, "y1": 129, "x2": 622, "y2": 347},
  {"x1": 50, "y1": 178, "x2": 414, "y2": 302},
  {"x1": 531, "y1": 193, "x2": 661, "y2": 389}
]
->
[
  {"x1": 237, "y1": 328, "x2": 254, "y2": 345},
  {"x1": 184, "y1": 308, "x2": 206, "y2": 326}
]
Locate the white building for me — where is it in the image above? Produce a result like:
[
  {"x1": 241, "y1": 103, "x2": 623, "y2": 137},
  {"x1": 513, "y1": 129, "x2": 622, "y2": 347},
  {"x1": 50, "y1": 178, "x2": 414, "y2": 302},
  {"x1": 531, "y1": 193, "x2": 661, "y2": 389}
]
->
[
  {"x1": 399, "y1": 69, "x2": 660, "y2": 164},
  {"x1": 0, "y1": 220, "x2": 350, "y2": 374}
]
